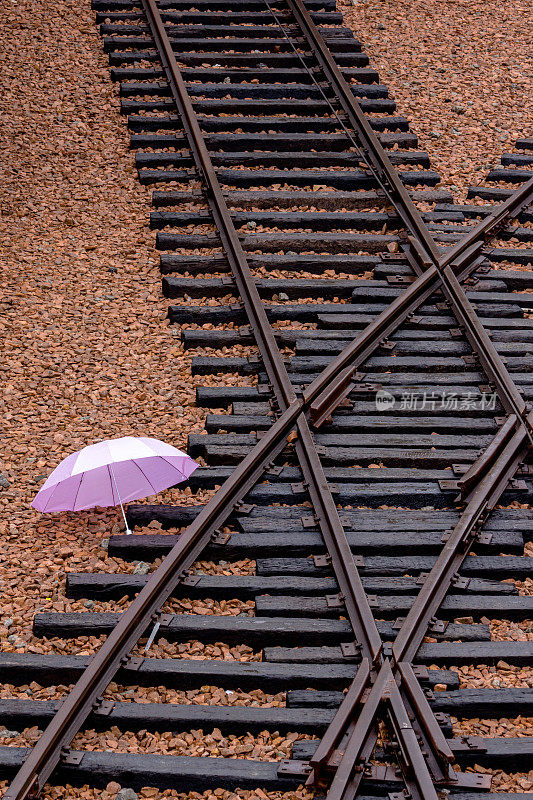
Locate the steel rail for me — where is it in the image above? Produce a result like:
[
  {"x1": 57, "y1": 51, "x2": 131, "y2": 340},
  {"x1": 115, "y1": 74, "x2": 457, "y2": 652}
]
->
[
  {"x1": 324, "y1": 661, "x2": 394, "y2": 800},
  {"x1": 7, "y1": 4, "x2": 532, "y2": 800},
  {"x1": 4, "y1": 3, "x2": 384, "y2": 797},
  {"x1": 438, "y1": 262, "x2": 531, "y2": 433},
  {"x1": 134, "y1": 0, "x2": 383, "y2": 664},
  {"x1": 307, "y1": 245, "x2": 486, "y2": 427},
  {"x1": 281, "y1": 0, "x2": 533, "y2": 426},
  {"x1": 320, "y1": 412, "x2": 533, "y2": 800},
  {"x1": 439, "y1": 175, "x2": 533, "y2": 269},
  {"x1": 246, "y1": 6, "x2": 533, "y2": 797},
  {"x1": 311, "y1": 411, "x2": 532, "y2": 800},
  {"x1": 275, "y1": 4, "x2": 533, "y2": 793},
  {"x1": 142, "y1": 0, "x2": 295, "y2": 408},
  {"x1": 294, "y1": 419, "x2": 382, "y2": 662},
  {"x1": 142, "y1": 3, "x2": 478, "y2": 792},
  {"x1": 259, "y1": 4, "x2": 519, "y2": 792},
  {"x1": 308, "y1": 183, "x2": 533, "y2": 428},
  {"x1": 285, "y1": 0, "x2": 441, "y2": 266},
  {"x1": 402, "y1": 240, "x2": 533, "y2": 440},
  {"x1": 139, "y1": 0, "x2": 386, "y2": 665},
  {"x1": 314, "y1": 658, "x2": 451, "y2": 800},
  {"x1": 393, "y1": 410, "x2": 533, "y2": 662},
  {"x1": 317, "y1": 666, "x2": 451, "y2": 800},
  {"x1": 2, "y1": 402, "x2": 300, "y2": 800}
]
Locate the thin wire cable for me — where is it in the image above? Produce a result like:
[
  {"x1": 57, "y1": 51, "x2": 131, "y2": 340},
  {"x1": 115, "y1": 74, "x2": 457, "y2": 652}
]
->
[
  {"x1": 262, "y1": 0, "x2": 371, "y2": 166},
  {"x1": 260, "y1": 1, "x2": 526, "y2": 258}
]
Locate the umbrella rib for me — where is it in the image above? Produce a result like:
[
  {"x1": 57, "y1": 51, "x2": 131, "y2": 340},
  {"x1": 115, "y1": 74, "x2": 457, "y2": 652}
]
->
[
  {"x1": 131, "y1": 459, "x2": 159, "y2": 495},
  {"x1": 159, "y1": 454, "x2": 194, "y2": 482},
  {"x1": 107, "y1": 464, "x2": 118, "y2": 506},
  {"x1": 71, "y1": 470, "x2": 86, "y2": 513}
]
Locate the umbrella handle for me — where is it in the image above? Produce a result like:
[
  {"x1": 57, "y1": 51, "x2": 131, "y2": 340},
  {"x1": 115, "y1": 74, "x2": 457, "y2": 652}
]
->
[
  {"x1": 118, "y1": 498, "x2": 133, "y2": 536},
  {"x1": 109, "y1": 465, "x2": 133, "y2": 535}
]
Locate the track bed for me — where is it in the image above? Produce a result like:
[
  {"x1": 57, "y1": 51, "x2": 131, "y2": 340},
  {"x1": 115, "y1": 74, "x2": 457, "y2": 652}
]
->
[{"x1": 2, "y1": 3, "x2": 532, "y2": 800}]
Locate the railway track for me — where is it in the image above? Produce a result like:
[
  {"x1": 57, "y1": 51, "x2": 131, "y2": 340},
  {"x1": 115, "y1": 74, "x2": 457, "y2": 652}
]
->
[{"x1": 1, "y1": 1, "x2": 533, "y2": 800}]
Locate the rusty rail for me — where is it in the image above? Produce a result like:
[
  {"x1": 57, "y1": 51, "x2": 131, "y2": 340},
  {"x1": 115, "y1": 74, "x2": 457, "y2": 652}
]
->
[
  {"x1": 308, "y1": 174, "x2": 533, "y2": 426},
  {"x1": 312, "y1": 413, "x2": 530, "y2": 800},
  {"x1": 283, "y1": 0, "x2": 533, "y2": 427},
  {"x1": 5, "y1": 2, "x2": 533, "y2": 800},
  {"x1": 133, "y1": 0, "x2": 383, "y2": 666}
]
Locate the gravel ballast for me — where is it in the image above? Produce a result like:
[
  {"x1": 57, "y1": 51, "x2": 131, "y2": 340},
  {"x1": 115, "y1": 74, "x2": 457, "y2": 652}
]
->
[
  {"x1": 339, "y1": 0, "x2": 532, "y2": 201},
  {"x1": 1, "y1": 0, "x2": 532, "y2": 796}
]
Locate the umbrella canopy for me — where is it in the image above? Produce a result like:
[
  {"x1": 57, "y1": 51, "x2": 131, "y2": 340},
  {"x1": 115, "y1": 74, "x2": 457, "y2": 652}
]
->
[{"x1": 32, "y1": 436, "x2": 198, "y2": 513}]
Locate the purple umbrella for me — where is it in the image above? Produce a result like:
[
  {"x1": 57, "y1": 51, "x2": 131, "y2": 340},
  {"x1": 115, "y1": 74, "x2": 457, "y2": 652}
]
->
[{"x1": 32, "y1": 436, "x2": 198, "y2": 534}]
